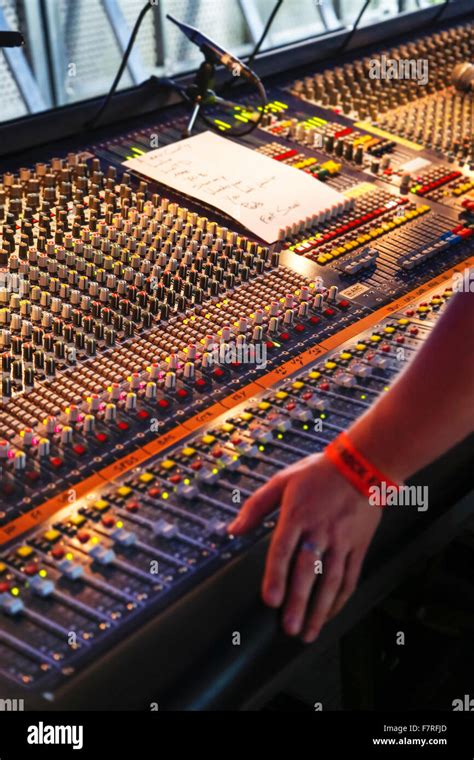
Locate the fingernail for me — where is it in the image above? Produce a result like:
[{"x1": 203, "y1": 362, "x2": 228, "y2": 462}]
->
[
  {"x1": 227, "y1": 518, "x2": 241, "y2": 533},
  {"x1": 263, "y1": 586, "x2": 280, "y2": 607},
  {"x1": 302, "y1": 629, "x2": 319, "y2": 644},
  {"x1": 284, "y1": 616, "x2": 299, "y2": 636}
]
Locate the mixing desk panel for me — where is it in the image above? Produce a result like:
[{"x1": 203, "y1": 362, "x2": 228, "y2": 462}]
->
[{"x1": 0, "y1": 12, "x2": 473, "y2": 708}]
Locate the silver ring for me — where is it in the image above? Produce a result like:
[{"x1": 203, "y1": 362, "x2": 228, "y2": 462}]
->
[{"x1": 300, "y1": 540, "x2": 323, "y2": 558}]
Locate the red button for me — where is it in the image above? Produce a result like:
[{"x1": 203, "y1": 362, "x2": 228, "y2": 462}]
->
[
  {"x1": 294, "y1": 324, "x2": 305, "y2": 333},
  {"x1": 0, "y1": 582, "x2": 10, "y2": 593},
  {"x1": 126, "y1": 500, "x2": 140, "y2": 512},
  {"x1": 95, "y1": 432, "x2": 108, "y2": 443},
  {"x1": 319, "y1": 382, "x2": 330, "y2": 391},
  {"x1": 52, "y1": 546, "x2": 65, "y2": 559},
  {"x1": 24, "y1": 563, "x2": 38, "y2": 576},
  {"x1": 169, "y1": 474, "x2": 181, "y2": 484},
  {"x1": 323, "y1": 308, "x2": 335, "y2": 317},
  {"x1": 195, "y1": 379, "x2": 207, "y2": 389},
  {"x1": 50, "y1": 457, "x2": 63, "y2": 468},
  {"x1": 77, "y1": 530, "x2": 90, "y2": 543},
  {"x1": 147, "y1": 488, "x2": 161, "y2": 498},
  {"x1": 136, "y1": 410, "x2": 149, "y2": 420},
  {"x1": 213, "y1": 367, "x2": 225, "y2": 378},
  {"x1": 176, "y1": 388, "x2": 188, "y2": 399},
  {"x1": 190, "y1": 460, "x2": 203, "y2": 470},
  {"x1": 338, "y1": 300, "x2": 350, "y2": 309},
  {"x1": 280, "y1": 332, "x2": 290, "y2": 341},
  {"x1": 117, "y1": 421, "x2": 129, "y2": 431},
  {"x1": 102, "y1": 515, "x2": 115, "y2": 528},
  {"x1": 310, "y1": 316, "x2": 320, "y2": 325},
  {"x1": 73, "y1": 444, "x2": 86, "y2": 455},
  {"x1": 158, "y1": 399, "x2": 170, "y2": 409},
  {"x1": 302, "y1": 392, "x2": 313, "y2": 400}
]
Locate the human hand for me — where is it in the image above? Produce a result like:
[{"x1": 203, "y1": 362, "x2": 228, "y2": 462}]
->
[{"x1": 227, "y1": 452, "x2": 382, "y2": 642}]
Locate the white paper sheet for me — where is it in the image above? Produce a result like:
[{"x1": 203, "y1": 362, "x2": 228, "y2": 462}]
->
[{"x1": 123, "y1": 131, "x2": 346, "y2": 243}]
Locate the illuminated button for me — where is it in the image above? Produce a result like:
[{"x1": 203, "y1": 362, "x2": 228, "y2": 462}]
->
[
  {"x1": 0, "y1": 562, "x2": 6, "y2": 574},
  {"x1": 201, "y1": 434, "x2": 216, "y2": 445},
  {"x1": 339, "y1": 352, "x2": 352, "y2": 360},
  {"x1": 241, "y1": 412, "x2": 253, "y2": 421},
  {"x1": 117, "y1": 421, "x2": 129, "y2": 431},
  {"x1": 308, "y1": 371, "x2": 321, "y2": 380},
  {"x1": 181, "y1": 447, "x2": 196, "y2": 458},
  {"x1": 24, "y1": 564, "x2": 38, "y2": 576},
  {"x1": 370, "y1": 335, "x2": 381, "y2": 343},
  {"x1": 292, "y1": 381, "x2": 304, "y2": 390},
  {"x1": 70, "y1": 515, "x2": 86, "y2": 527},
  {"x1": 355, "y1": 343, "x2": 367, "y2": 351},
  {"x1": 43, "y1": 529, "x2": 60, "y2": 543},
  {"x1": 117, "y1": 486, "x2": 133, "y2": 498},
  {"x1": 93, "y1": 499, "x2": 110, "y2": 512},
  {"x1": 325, "y1": 361, "x2": 337, "y2": 370},
  {"x1": 17, "y1": 546, "x2": 34, "y2": 559},
  {"x1": 158, "y1": 398, "x2": 170, "y2": 409},
  {"x1": 139, "y1": 472, "x2": 155, "y2": 483},
  {"x1": 73, "y1": 444, "x2": 87, "y2": 456},
  {"x1": 383, "y1": 326, "x2": 395, "y2": 334},
  {"x1": 398, "y1": 318, "x2": 409, "y2": 326},
  {"x1": 50, "y1": 457, "x2": 63, "y2": 469},
  {"x1": 275, "y1": 391, "x2": 288, "y2": 400},
  {"x1": 221, "y1": 423, "x2": 234, "y2": 433},
  {"x1": 95, "y1": 432, "x2": 108, "y2": 443},
  {"x1": 160, "y1": 459, "x2": 176, "y2": 471}
]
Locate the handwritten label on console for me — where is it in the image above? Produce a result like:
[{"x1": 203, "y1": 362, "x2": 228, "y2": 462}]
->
[{"x1": 123, "y1": 131, "x2": 345, "y2": 243}]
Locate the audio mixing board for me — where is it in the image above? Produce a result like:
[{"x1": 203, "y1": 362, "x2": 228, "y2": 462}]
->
[{"x1": 0, "y1": 15, "x2": 473, "y2": 709}]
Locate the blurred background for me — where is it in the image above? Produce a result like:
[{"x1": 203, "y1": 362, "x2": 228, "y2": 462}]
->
[{"x1": 0, "y1": 0, "x2": 455, "y2": 123}]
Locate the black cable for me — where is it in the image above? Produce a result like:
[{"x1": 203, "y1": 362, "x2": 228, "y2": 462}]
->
[
  {"x1": 431, "y1": 0, "x2": 450, "y2": 26},
  {"x1": 85, "y1": 1, "x2": 152, "y2": 130},
  {"x1": 247, "y1": 0, "x2": 284, "y2": 69},
  {"x1": 338, "y1": 0, "x2": 371, "y2": 55}
]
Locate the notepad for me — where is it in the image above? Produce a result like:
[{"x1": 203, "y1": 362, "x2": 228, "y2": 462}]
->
[{"x1": 123, "y1": 131, "x2": 347, "y2": 243}]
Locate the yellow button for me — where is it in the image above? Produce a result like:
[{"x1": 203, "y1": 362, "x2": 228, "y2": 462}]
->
[
  {"x1": 325, "y1": 361, "x2": 337, "y2": 370},
  {"x1": 139, "y1": 472, "x2": 155, "y2": 483},
  {"x1": 417, "y1": 306, "x2": 429, "y2": 313},
  {"x1": 160, "y1": 460, "x2": 176, "y2": 471},
  {"x1": 221, "y1": 423, "x2": 234, "y2": 433},
  {"x1": 181, "y1": 447, "x2": 196, "y2": 458},
  {"x1": 258, "y1": 401, "x2": 271, "y2": 411},
  {"x1": 201, "y1": 435, "x2": 216, "y2": 445},
  {"x1": 43, "y1": 529, "x2": 61, "y2": 543},
  {"x1": 292, "y1": 381, "x2": 304, "y2": 390},
  {"x1": 241, "y1": 412, "x2": 253, "y2": 421},
  {"x1": 383, "y1": 326, "x2": 395, "y2": 334},
  {"x1": 355, "y1": 343, "x2": 367, "y2": 351},
  {"x1": 93, "y1": 499, "x2": 110, "y2": 511},
  {"x1": 316, "y1": 255, "x2": 328, "y2": 264},
  {"x1": 398, "y1": 318, "x2": 409, "y2": 325},
  {"x1": 0, "y1": 562, "x2": 6, "y2": 574},
  {"x1": 370, "y1": 335, "x2": 381, "y2": 343},
  {"x1": 71, "y1": 515, "x2": 86, "y2": 527},
  {"x1": 275, "y1": 391, "x2": 288, "y2": 400},
  {"x1": 340, "y1": 352, "x2": 352, "y2": 360},
  {"x1": 117, "y1": 486, "x2": 132, "y2": 497},
  {"x1": 17, "y1": 546, "x2": 34, "y2": 559},
  {"x1": 308, "y1": 371, "x2": 321, "y2": 380}
]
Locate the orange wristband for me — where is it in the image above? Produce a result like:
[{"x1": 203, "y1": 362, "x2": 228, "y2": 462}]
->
[{"x1": 324, "y1": 432, "x2": 400, "y2": 500}]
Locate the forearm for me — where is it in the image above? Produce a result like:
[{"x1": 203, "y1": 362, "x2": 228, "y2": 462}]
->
[{"x1": 346, "y1": 292, "x2": 474, "y2": 482}]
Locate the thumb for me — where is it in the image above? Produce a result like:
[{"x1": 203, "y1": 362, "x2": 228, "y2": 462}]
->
[{"x1": 227, "y1": 473, "x2": 288, "y2": 535}]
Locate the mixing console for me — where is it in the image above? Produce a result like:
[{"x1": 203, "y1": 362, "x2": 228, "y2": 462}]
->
[{"x1": 0, "y1": 12, "x2": 473, "y2": 708}]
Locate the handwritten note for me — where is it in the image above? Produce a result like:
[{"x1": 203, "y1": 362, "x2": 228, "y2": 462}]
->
[{"x1": 123, "y1": 131, "x2": 345, "y2": 243}]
